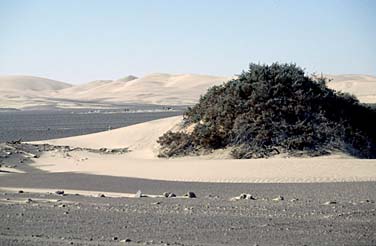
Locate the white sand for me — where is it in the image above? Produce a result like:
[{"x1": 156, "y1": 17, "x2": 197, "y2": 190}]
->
[{"x1": 31, "y1": 116, "x2": 376, "y2": 183}]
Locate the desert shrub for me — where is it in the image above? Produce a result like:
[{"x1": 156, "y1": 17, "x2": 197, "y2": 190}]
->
[{"x1": 158, "y1": 63, "x2": 376, "y2": 158}]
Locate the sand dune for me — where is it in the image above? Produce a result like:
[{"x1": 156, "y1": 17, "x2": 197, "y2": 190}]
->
[
  {"x1": 0, "y1": 75, "x2": 71, "y2": 92},
  {"x1": 326, "y1": 74, "x2": 376, "y2": 103},
  {"x1": 32, "y1": 116, "x2": 376, "y2": 183},
  {"x1": 55, "y1": 73, "x2": 229, "y2": 105},
  {"x1": 0, "y1": 73, "x2": 375, "y2": 109}
]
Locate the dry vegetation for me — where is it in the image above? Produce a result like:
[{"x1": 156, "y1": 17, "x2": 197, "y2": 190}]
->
[{"x1": 158, "y1": 63, "x2": 376, "y2": 159}]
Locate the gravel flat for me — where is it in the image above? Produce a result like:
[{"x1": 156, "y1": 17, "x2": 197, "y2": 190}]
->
[{"x1": 1, "y1": 171, "x2": 375, "y2": 246}]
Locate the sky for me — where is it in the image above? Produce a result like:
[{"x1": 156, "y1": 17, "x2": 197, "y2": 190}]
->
[{"x1": 0, "y1": 0, "x2": 375, "y2": 84}]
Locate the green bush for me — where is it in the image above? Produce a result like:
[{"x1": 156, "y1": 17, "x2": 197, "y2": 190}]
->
[{"x1": 158, "y1": 63, "x2": 376, "y2": 158}]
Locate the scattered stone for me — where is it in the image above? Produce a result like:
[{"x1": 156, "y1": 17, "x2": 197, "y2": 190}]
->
[
  {"x1": 184, "y1": 192, "x2": 196, "y2": 198},
  {"x1": 290, "y1": 198, "x2": 299, "y2": 202},
  {"x1": 231, "y1": 193, "x2": 256, "y2": 201},
  {"x1": 55, "y1": 190, "x2": 65, "y2": 195},
  {"x1": 272, "y1": 196, "x2": 284, "y2": 201},
  {"x1": 324, "y1": 201, "x2": 337, "y2": 205},
  {"x1": 163, "y1": 192, "x2": 176, "y2": 198},
  {"x1": 135, "y1": 190, "x2": 145, "y2": 198},
  {"x1": 120, "y1": 238, "x2": 132, "y2": 243}
]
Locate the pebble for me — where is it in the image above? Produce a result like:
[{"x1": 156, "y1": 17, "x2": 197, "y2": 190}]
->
[
  {"x1": 55, "y1": 190, "x2": 65, "y2": 195},
  {"x1": 163, "y1": 192, "x2": 176, "y2": 198},
  {"x1": 272, "y1": 196, "x2": 284, "y2": 201},
  {"x1": 324, "y1": 201, "x2": 337, "y2": 205},
  {"x1": 120, "y1": 238, "x2": 132, "y2": 243},
  {"x1": 184, "y1": 192, "x2": 196, "y2": 198},
  {"x1": 135, "y1": 190, "x2": 143, "y2": 198}
]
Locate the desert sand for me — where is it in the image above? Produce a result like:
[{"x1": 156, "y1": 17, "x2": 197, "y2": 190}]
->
[
  {"x1": 1, "y1": 73, "x2": 375, "y2": 109},
  {"x1": 29, "y1": 116, "x2": 376, "y2": 183}
]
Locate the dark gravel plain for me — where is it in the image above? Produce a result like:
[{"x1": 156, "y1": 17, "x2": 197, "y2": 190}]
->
[
  {"x1": 0, "y1": 109, "x2": 183, "y2": 142},
  {"x1": 0, "y1": 178, "x2": 375, "y2": 246}
]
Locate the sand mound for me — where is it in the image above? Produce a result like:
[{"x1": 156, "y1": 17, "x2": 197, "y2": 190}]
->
[
  {"x1": 31, "y1": 116, "x2": 376, "y2": 183},
  {"x1": 0, "y1": 75, "x2": 71, "y2": 92}
]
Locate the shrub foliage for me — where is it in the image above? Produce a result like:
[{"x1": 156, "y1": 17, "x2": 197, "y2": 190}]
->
[{"x1": 158, "y1": 63, "x2": 376, "y2": 158}]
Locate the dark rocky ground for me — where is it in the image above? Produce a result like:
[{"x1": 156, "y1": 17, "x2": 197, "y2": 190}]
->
[
  {"x1": 1, "y1": 171, "x2": 376, "y2": 245},
  {"x1": 0, "y1": 109, "x2": 183, "y2": 142},
  {"x1": 0, "y1": 137, "x2": 376, "y2": 245}
]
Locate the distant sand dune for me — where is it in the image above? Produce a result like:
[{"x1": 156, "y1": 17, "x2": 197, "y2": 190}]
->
[
  {"x1": 0, "y1": 73, "x2": 375, "y2": 109},
  {"x1": 0, "y1": 75, "x2": 71, "y2": 92}
]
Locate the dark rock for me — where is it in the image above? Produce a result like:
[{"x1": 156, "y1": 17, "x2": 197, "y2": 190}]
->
[
  {"x1": 163, "y1": 192, "x2": 176, "y2": 198},
  {"x1": 55, "y1": 190, "x2": 65, "y2": 195},
  {"x1": 184, "y1": 192, "x2": 196, "y2": 198}
]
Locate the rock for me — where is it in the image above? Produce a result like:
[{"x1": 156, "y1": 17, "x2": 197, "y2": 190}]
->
[
  {"x1": 55, "y1": 190, "x2": 65, "y2": 195},
  {"x1": 324, "y1": 201, "x2": 337, "y2": 205},
  {"x1": 184, "y1": 192, "x2": 196, "y2": 198},
  {"x1": 272, "y1": 196, "x2": 284, "y2": 201},
  {"x1": 120, "y1": 238, "x2": 132, "y2": 243},
  {"x1": 112, "y1": 236, "x2": 118, "y2": 241},
  {"x1": 163, "y1": 192, "x2": 176, "y2": 198},
  {"x1": 97, "y1": 193, "x2": 106, "y2": 198},
  {"x1": 18, "y1": 190, "x2": 24, "y2": 194},
  {"x1": 135, "y1": 190, "x2": 143, "y2": 198},
  {"x1": 240, "y1": 193, "x2": 256, "y2": 200}
]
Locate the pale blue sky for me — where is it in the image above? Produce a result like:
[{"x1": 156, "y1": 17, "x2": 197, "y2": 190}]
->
[{"x1": 0, "y1": 0, "x2": 375, "y2": 83}]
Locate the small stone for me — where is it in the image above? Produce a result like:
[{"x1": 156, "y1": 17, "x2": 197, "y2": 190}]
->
[
  {"x1": 112, "y1": 236, "x2": 118, "y2": 241},
  {"x1": 120, "y1": 238, "x2": 132, "y2": 243},
  {"x1": 290, "y1": 198, "x2": 299, "y2": 202},
  {"x1": 324, "y1": 201, "x2": 337, "y2": 205},
  {"x1": 184, "y1": 192, "x2": 196, "y2": 198},
  {"x1": 135, "y1": 190, "x2": 143, "y2": 198},
  {"x1": 58, "y1": 204, "x2": 66, "y2": 208},
  {"x1": 272, "y1": 196, "x2": 284, "y2": 201},
  {"x1": 97, "y1": 193, "x2": 106, "y2": 198},
  {"x1": 55, "y1": 190, "x2": 65, "y2": 195},
  {"x1": 18, "y1": 190, "x2": 24, "y2": 194},
  {"x1": 25, "y1": 198, "x2": 33, "y2": 203},
  {"x1": 163, "y1": 192, "x2": 176, "y2": 198}
]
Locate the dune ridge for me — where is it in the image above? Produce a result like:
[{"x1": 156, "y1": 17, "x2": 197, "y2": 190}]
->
[{"x1": 0, "y1": 73, "x2": 375, "y2": 109}]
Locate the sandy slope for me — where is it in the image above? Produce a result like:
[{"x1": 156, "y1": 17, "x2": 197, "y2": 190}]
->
[
  {"x1": 0, "y1": 75, "x2": 71, "y2": 92},
  {"x1": 31, "y1": 116, "x2": 376, "y2": 183}
]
